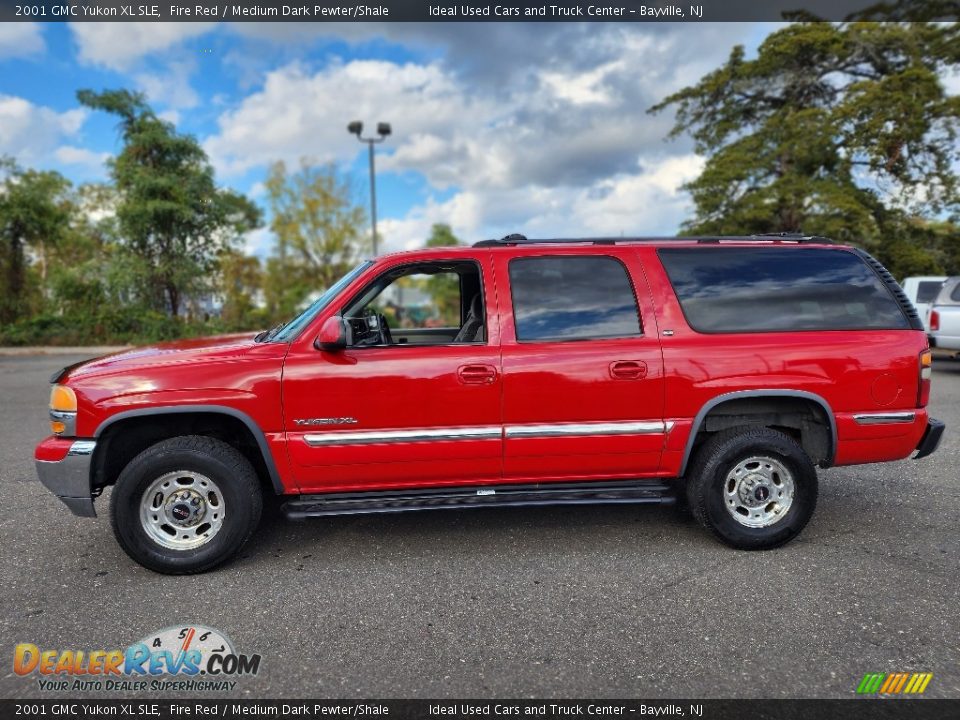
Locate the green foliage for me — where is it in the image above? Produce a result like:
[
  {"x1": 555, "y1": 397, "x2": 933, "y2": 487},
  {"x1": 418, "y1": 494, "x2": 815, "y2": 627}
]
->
[
  {"x1": 424, "y1": 224, "x2": 464, "y2": 324},
  {"x1": 649, "y1": 21, "x2": 960, "y2": 278},
  {"x1": 77, "y1": 89, "x2": 260, "y2": 317},
  {"x1": 425, "y1": 223, "x2": 462, "y2": 248},
  {"x1": 263, "y1": 160, "x2": 366, "y2": 321},
  {"x1": 0, "y1": 158, "x2": 72, "y2": 323},
  {"x1": 219, "y1": 249, "x2": 267, "y2": 331}
]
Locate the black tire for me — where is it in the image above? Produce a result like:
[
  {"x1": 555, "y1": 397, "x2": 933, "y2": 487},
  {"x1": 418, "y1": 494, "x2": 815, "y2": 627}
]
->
[
  {"x1": 110, "y1": 435, "x2": 262, "y2": 574},
  {"x1": 685, "y1": 426, "x2": 817, "y2": 550}
]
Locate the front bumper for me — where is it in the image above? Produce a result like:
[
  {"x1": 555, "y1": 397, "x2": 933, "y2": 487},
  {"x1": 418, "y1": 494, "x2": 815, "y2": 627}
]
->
[
  {"x1": 34, "y1": 438, "x2": 97, "y2": 517},
  {"x1": 914, "y1": 418, "x2": 945, "y2": 460}
]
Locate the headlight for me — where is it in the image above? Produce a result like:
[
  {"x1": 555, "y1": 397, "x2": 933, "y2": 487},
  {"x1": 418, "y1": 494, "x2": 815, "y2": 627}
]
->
[{"x1": 49, "y1": 385, "x2": 77, "y2": 435}]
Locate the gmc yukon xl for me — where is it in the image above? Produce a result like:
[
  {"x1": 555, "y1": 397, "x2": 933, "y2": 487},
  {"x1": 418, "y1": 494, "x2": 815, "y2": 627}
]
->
[{"x1": 35, "y1": 234, "x2": 945, "y2": 573}]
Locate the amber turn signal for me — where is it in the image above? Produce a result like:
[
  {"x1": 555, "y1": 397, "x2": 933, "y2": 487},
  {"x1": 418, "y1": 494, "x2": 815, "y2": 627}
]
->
[
  {"x1": 50, "y1": 385, "x2": 77, "y2": 412},
  {"x1": 920, "y1": 350, "x2": 933, "y2": 380}
]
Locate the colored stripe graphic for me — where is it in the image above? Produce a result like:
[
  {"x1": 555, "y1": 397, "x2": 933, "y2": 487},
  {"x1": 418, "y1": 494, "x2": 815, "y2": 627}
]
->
[
  {"x1": 857, "y1": 672, "x2": 933, "y2": 694},
  {"x1": 857, "y1": 673, "x2": 885, "y2": 694}
]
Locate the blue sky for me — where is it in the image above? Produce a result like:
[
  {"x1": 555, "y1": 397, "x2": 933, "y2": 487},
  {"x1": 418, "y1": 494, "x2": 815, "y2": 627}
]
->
[{"x1": 0, "y1": 22, "x2": 782, "y2": 257}]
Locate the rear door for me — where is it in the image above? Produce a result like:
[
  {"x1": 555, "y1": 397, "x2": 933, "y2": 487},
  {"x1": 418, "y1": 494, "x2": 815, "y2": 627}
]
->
[{"x1": 494, "y1": 248, "x2": 667, "y2": 482}]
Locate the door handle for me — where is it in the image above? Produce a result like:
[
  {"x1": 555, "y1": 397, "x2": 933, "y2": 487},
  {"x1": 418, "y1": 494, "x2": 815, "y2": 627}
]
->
[
  {"x1": 610, "y1": 360, "x2": 647, "y2": 380},
  {"x1": 458, "y1": 364, "x2": 497, "y2": 385}
]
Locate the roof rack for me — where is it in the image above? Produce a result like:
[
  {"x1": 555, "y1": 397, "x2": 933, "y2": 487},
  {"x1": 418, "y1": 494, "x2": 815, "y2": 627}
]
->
[{"x1": 472, "y1": 232, "x2": 834, "y2": 248}]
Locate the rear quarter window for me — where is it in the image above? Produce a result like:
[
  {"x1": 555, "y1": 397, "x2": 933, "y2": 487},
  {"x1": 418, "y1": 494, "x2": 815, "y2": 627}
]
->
[
  {"x1": 916, "y1": 281, "x2": 943, "y2": 303},
  {"x1": 657, "y1": 247, "x2": 909, "y2": 333}
]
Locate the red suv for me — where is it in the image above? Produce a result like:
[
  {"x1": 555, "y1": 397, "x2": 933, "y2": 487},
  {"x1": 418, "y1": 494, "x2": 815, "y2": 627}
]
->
[{"x1": 35, "y1": 234, "x2": 944, "y2": 573}]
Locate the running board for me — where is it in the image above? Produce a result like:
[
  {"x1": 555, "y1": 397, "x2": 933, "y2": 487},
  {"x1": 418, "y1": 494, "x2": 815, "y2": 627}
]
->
[{"x1": 282, "y1": 480, "x2": 676, "y2": 520}]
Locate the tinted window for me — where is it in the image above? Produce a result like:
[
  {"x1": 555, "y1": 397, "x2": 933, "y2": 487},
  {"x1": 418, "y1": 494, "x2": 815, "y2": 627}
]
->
[
  {"x1": 917, "y1": 281, "x2": 943, "y2": 303},
  {"x1": 951, "y1": 283, "x2": 960, "y2": 303},
  {"x1": 658, "y1": 248, "x2": 909, "y2": 333},
  {"x1": 509, "y1": 256, "x2": 641, "y2": 341}
]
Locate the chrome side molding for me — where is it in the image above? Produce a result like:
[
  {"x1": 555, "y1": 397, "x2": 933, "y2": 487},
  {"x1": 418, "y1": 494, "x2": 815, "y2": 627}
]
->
[
  {"x1": 304, "y1": 420, "x2": 674, "y2": 446},
  {"x1": 505, "y1": 421, "x2": 673, "y2": 438},
  {"x1": 853, "y1": 412, "x2": 916, "y2": 425},
  {"x1": 305, "y1": 426, "x2": 501, "y2": 446}
]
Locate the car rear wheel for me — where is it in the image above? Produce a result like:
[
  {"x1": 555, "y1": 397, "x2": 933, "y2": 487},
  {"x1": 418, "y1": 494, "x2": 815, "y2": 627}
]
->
[
  {"x1": 686, "y1": 426, "x2": 817, "y2": 550},
  {"x1": 110, "y1": 435, "x2": 262, "y2": 574}
]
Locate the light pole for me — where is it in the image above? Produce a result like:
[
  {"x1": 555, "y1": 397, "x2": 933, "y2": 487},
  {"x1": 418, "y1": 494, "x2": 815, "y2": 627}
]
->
[{"x1": 348, "y1": 120, "x2": 391, "y2": 256}]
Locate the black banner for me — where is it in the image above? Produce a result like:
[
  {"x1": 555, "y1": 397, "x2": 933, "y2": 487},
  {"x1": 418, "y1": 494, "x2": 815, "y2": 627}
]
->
[
  {"x1": 2, "y1": 700, "x2": 959, "y2": 720},
  {"x1": 1, "y1": 0, "x2": 958, "y2": 23}
]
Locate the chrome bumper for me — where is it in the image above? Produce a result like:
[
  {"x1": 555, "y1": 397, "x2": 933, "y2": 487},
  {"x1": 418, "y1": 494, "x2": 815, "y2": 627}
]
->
[{"x1": 35, "y1": 440, "x2": 97, "y2": 518}]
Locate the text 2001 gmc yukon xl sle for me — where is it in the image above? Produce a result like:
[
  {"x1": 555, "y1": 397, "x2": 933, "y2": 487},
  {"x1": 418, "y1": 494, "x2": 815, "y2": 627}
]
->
[{"x1": 35, "y1": 234, "x2": 945, "y2": 574}]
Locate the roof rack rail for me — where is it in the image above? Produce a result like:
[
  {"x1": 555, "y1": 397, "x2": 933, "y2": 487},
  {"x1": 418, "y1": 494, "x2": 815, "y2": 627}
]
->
[{"x1": 472, "y1": 233, "x2": 834, "y2": 248}]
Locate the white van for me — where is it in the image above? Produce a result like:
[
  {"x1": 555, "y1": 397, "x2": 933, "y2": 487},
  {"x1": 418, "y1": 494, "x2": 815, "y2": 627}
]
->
[{"x1": 902, "y1": 276, "x2": 946, "y2": 332}]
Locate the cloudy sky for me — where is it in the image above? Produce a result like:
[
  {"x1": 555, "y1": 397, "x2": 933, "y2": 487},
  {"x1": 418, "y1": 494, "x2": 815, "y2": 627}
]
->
[{"x1": 0, "y1": 22, "x2": 779, "y2": 256}]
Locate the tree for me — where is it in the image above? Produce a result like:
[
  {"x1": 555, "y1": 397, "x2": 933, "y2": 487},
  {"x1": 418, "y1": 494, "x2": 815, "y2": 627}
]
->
[
  {"x1": 219, "y1": 249, "x2": 264, "y2": 330},
  {"x1": 423, "y1": 224, "x2": 464, "y2": 323},
  {"x1": 648, "y1": 22, "x2": 960, "y2": 276},
  {"x1": 0, "y1": 158, "x2": 71, "y2": 323},
  {"x1": 264, "y1": 160, "x2": 366, "y2": 319},
  {"x1": 425, "y1": 223, "x2": 462, "y2": 248},
  {"x1": 78, "y1": 89, "x2": 260, "y2": 317}
]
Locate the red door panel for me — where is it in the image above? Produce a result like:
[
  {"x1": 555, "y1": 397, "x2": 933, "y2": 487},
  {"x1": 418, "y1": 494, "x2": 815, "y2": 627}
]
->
[
  {"x1": 282, "y1": 254, "x2": 503, "y2": 493},
  {"x1": 494, "y1": 248, "x2": 667, "y2": 482}
]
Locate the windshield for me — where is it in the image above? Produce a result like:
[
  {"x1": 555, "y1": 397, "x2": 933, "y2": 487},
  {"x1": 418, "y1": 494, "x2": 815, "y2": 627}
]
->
[{"x1": 266, "y1": 261, "x2": 372, "y2": 343}]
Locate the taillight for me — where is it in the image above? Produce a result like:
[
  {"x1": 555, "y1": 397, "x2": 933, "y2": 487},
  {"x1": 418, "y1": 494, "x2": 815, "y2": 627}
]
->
[
  {"x1": 918, "y1": 350, "x2": 932, "y2": 407},
  {"x1": 929, "y1": 310, "x2": 939, "y2": 331}
]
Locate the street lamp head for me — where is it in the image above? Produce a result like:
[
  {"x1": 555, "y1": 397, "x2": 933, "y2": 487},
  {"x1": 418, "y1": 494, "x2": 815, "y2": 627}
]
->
[
  {"x1": 377, "y1": 122, "x2": 392, "y2": 137},
  {"x1": 347, "y1": 121, "x2": 363, "y2": 136}
]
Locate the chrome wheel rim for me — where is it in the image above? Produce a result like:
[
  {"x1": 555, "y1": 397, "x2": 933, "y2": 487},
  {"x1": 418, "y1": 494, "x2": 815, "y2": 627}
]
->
[
  {"x1": 139, "y1": 471, "x2": 225, "y2": 550},
  {"x1": 723, "y1": 455, "x2": 795, "y2": 528}
]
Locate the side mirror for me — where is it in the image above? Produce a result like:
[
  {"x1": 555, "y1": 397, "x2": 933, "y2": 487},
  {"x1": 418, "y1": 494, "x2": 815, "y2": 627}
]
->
[{"x1": 316, "y1": 316, "x2": 349, "y2": 352}]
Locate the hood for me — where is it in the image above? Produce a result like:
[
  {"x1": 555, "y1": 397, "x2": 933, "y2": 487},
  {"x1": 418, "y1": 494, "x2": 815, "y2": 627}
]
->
[{"x1": 57, "y1": 333, "x2": 262, "y2": 383}]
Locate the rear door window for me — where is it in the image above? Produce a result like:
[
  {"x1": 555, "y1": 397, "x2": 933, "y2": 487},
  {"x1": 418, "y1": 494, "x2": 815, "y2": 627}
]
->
[
  {"x1": 508, "y1": 256, "x2": 642, "y2": 341},
  {"x1": 658, "y1": 247, "x2": 909, "y2": 333}
]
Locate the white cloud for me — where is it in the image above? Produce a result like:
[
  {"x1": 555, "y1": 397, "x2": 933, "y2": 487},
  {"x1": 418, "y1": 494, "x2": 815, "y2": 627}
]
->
[
  {"x1": 243, "y1": 226, "x2": 274, "y2": 257},
  {"x1": 378, "y1": 154, "x2": 705, "y2": 253},
  {"x1": 157, "y1": 109, "x2": 182, "y2": 125},
  {"x1": 53, "y1": 146, "x2": 111, "y2": 174},
  {"x1": 69, "y1": 22, "x2": 216, "y2": 70},
  {"x1": 0, "y1": 22, "x2": 45, "y2": 59},
  {"x1": 205, "y1": 59, "x2": 479, "y2": 177},
  {"x1": 204, "y1": 23, "x2": 753, "y2": 253},
  {"x1": 0, "y1": 95, "x2": 86, "y2": 165},
  {"x1": 540, "y1": 59, "x2": 626, "y2": 106},
  {"x1": 136, "y1": 60, "x2": 200, "y2": 109},
  {"x1": 943, "y1": 69, "x2": 960, "y2": 96}
]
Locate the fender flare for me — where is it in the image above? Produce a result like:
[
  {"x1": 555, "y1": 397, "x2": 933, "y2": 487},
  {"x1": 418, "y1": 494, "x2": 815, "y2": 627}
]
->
[
  {"x1": 677, "y1": 389, "x2": 837, "y2": 476},
  {"x1": 94, "y1": 405, "x2": 285, "y2": 494}
]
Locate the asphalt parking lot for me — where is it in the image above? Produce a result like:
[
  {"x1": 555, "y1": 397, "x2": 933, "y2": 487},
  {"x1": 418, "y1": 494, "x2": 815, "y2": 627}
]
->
[{"x1": 1, "y1": 352, "x2": 958, "y2": 700}]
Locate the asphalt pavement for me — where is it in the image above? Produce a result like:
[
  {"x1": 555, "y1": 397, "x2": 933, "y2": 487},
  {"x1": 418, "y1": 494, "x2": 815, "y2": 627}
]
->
[{"x1": 1, "y1": 353, "x2": 958, "y2": 699}]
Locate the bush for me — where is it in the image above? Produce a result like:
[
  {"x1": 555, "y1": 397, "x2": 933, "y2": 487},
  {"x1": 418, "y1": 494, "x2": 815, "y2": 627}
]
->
[{"x1": 0, "y1": 307, "x2": 248, "y2": 347}]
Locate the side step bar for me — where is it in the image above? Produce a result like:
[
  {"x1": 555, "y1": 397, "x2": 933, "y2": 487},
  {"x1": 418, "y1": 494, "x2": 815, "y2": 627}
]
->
[{"x1": 282, "y1": 480, "x2": 676, "y2": 520}]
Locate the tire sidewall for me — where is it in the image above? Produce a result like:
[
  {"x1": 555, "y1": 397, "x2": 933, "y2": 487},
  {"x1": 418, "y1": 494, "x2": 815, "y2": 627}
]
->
[
  {"x1": 112, "y1": 446, "x2": 257, "y2": 573},
  {"x1": 701, "y1": 433, "x2": 817, "y2": 549}
]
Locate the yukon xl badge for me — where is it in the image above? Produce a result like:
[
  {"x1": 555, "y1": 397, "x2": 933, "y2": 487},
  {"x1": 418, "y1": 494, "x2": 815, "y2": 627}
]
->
[{"x1": 294, "y1": 417, "x2": 359, "y2": 427}]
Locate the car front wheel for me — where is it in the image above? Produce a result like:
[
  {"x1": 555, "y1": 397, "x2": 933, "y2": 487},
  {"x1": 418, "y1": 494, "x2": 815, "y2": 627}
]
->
[{"x1": 110, "y1": 435, "x2": 262, "y2": 574}]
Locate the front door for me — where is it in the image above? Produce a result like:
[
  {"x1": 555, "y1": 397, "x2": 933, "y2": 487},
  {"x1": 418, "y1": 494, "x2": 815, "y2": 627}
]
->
[
  {"x1": 494, "y1": 248, "x2": 667, "y2": 482},
  {"x1": 282, "y1": 254, "x2": 503, "y2": 493}
]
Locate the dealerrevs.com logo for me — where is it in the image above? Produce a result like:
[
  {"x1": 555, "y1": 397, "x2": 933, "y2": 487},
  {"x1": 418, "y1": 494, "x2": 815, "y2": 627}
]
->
[{"x1": 13, "y1": 624, "x2": 261, "y2": 692}]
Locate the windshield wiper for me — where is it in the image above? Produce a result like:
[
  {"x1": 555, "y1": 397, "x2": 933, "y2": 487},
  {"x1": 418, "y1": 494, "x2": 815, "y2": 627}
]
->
[{"x1": 254, "y1": 322, "x2": 286, "y2": 343}]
